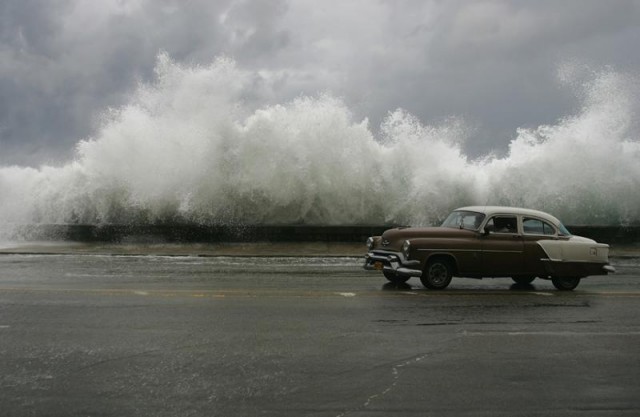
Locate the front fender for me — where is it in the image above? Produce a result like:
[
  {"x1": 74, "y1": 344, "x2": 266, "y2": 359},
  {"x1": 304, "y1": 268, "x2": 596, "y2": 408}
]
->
[{"x1": 409, "y1": 237, "x2": 482, "y2": 275}]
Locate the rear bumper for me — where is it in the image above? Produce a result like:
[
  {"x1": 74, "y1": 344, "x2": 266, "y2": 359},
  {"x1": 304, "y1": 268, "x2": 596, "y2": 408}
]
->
[
  {"x1": 541, "y1": 259, "x2": 616, "y2": 277},
  {"x1": 364, "y1": 251, "x2": 423, "y2": 278}
]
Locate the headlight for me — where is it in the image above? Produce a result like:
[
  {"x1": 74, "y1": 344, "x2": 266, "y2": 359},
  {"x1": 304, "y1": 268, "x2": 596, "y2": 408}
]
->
[
  {"x1": 402, "y1": 240, "x2": 411, "y2": 258},
  {"x1": 366, "y1": 237, "x2": 374, "y2": 250}
]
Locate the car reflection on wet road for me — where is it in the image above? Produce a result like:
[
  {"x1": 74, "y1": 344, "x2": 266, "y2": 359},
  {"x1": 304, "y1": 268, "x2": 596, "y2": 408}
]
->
[{"x1": 1, "y1": 254, "x2": 639, "y2": 416}]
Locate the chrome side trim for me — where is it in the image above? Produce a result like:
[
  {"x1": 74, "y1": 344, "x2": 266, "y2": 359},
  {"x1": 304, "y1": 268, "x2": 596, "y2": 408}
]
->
[
  {"x1": 416, "y1": 248, "x2": 522, "y2": 254},
  {"x1": 541, "y1": 258, "x2": 613, "y2": 265},
  {"x1": 416, "y1": 248, "x2": 479, "y2": 252}
]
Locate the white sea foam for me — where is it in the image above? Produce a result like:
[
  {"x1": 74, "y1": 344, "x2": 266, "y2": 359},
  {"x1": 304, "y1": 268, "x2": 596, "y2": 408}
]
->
[{"x1": 0, "y1": 55, "x2": 638, "y2": 231}]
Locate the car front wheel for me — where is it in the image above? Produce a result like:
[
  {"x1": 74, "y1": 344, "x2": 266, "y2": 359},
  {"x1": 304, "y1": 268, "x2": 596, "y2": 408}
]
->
[
  {"x1": 421, "y1": 258, "x2": 453, "y2": 290},
  {"x1": 551, "y1": 276, "x2": 581, "y2": 291},
  {"x1": 512, "y1": 276, "x2": 535, "y2": 285}
]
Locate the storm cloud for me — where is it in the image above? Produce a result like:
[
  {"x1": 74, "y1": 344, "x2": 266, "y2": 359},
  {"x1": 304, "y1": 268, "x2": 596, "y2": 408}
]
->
[{"x1": 1, "y1": 0, "x2": 640, "y2": 166}]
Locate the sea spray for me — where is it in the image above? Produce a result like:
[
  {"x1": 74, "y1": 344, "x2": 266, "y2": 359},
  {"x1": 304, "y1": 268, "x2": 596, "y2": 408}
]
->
[
  {"x1": 0, "y1": 55, "x2": 638, "y2": 233},
  {"x1": 483, "y1": 68, "x2": 640, "y2": 224}
]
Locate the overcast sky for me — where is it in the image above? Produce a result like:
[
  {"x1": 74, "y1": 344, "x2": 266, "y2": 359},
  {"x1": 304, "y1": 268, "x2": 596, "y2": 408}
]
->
[{"x1": 1, "y1": 0, "x2": 639, "y2": 166}]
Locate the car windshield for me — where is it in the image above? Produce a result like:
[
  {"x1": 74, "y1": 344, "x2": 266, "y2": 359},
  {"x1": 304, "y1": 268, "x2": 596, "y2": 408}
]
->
[{"x1": 441, "y1": 210, "x2": 486, "y2": 231}]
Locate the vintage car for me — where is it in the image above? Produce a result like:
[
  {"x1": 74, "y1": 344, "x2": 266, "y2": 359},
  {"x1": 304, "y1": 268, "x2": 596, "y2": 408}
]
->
[{"x1": 364, "y1": 206, "x2": 615, "y2": 290}]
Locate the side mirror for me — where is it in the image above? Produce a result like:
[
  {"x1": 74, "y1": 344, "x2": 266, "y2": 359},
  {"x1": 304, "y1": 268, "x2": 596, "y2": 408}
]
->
[{"x1": 481, "y1": 228, "x2": 491, "y2": 236}]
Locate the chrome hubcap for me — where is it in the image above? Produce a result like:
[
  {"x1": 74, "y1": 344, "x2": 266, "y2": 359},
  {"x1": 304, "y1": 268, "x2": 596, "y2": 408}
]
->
[{"x1": 429, "y1": 264, "x2": 448, "y2": 285}]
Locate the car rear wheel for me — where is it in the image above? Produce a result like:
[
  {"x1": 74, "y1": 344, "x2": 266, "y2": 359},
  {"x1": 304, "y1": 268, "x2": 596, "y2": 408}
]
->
[
  {"x1": 512, "y1": 276, "x2": 535, "y2": 285},
  {"x1": 551, "y1": 276, "x2": 581, "y2": 291},
  {"x1": 421, "y1": 258, "x2": 453, "y2": 290},
  {"x1": 383, "y1": 270, "x2": 410, "y2": 284}
]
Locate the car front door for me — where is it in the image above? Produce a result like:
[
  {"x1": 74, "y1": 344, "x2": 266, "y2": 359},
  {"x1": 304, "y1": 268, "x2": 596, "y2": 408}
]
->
[
  {"x1": 481, "y1": 215, "x2": 524, "y2": 276},
  {"x1": 521, "y1": 217, "x2": 560, "y2": 276}
]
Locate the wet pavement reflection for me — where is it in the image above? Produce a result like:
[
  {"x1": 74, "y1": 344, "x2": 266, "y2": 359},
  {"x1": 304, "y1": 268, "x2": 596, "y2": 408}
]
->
[{"x1": 0, "y1": 253, "x2": 638, "y2": 416}]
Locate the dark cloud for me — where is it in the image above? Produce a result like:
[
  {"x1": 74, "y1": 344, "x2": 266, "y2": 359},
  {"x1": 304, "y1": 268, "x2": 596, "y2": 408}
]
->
[{"x1": 1, "y1": 0, "x2": 639, "y2": 166}]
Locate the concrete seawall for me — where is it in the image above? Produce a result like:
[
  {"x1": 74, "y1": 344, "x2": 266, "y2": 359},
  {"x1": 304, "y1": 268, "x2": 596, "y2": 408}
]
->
[
  {"x1": 11, "y1": 224, "x2": 640, "y2": 244},
  {"x1": 14, "y1": 224, "x2": 394, "y2": 244}
]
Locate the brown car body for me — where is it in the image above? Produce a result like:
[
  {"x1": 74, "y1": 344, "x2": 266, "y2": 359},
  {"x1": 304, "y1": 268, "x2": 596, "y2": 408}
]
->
[{"x1": 364, "y1": 206, "x2": 615, "y2": 290}]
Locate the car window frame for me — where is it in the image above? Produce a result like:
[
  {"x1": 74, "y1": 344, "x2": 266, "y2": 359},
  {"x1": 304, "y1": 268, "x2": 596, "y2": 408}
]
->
[
  {"x1": 522, "y1": 216, "x2": 558, "y2": 237},
  {"x1": 482, "y1": 214, "x2": 520, "y2": 235}
]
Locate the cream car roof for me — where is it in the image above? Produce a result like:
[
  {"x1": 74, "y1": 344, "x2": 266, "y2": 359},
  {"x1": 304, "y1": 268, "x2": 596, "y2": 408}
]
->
[{"x1": 455, "y1": 206, "x2": 563, "y2": 227}]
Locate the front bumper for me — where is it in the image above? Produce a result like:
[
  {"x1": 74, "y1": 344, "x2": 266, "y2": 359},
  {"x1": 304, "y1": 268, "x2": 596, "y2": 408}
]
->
[{"x1": 363, "y1": 251, "x2": 423, "y2": 278}]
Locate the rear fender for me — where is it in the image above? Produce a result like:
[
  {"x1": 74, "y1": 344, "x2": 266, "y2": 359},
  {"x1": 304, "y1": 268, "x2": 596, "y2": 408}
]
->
[{"x1": 536, "y1": 238, "x2": 610, "y2": 263}]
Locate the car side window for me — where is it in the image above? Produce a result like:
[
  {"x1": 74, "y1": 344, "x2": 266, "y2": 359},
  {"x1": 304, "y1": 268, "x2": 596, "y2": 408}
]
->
[
  {"x1": 485, "y1": 216, "x2": 518, "y2": 234},
  {"x1": 523, "y1": 218, "x2": 556, "y2": 235}
]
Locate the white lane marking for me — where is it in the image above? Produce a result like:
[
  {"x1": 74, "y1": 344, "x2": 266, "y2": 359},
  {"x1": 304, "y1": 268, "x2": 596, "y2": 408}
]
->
[
  {"x1": 133, "y1": 291, "x2": 149, "y2": 296},
  {"x1": 462, "y1": 331, "x2": 640, "y2": 337},
  {"x1": 337, "y1": 292, "x2": 356, "y2": 297},
  {"x1": 507, "y1": 331, "x2": 640, "y2": 337},
  {"x1": 0, "y1": 325, "x2": 9, "y2": 329}
]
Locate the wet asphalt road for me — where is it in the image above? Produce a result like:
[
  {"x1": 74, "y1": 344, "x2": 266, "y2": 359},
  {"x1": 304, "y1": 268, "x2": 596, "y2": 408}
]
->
[{"x1": 1, "y1": 254, "x2": 639, "y2": 417}]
